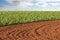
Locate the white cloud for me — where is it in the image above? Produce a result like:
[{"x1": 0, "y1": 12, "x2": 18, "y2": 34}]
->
[
  {"x1": 51, "y1": 3, "x2": 60, "y2": 6},
  {"x1": 35, "y1": 2, "x2": 48, "y2": 7},
  {"x1": 35, "y1": 0, "x2": 60, "y2": 7},
  {"x1": 51, "y1": 0, "x2": 60, "y2": 1},
  {"x1": 6, "y1": 0, "x2": 33, "y2": 8},
  {"x1": 1, "y1": 0, "x2": 60, "y2": 11},
  {"x1": 37, "y1": 0, "x2": 60, "y2": 1},
  {"x1": 6, "y1": 0, "x2": 32, "y2": 5},
  {"x1": 6, "y1": 0, "x2": 21, "y2": 5},
  {"x1": 17, "y1": 2, "x2": 33, "y2": 8},
  {"x1": 5, "y1": 0, "x2": 48, "y2": 10}
]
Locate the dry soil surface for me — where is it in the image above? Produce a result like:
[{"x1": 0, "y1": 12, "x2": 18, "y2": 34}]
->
[{"x1": 0, "y1": 20, "x2": 60, "y2": 40}]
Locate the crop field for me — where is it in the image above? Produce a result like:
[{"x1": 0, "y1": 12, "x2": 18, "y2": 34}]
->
[
  {"x1": 0, "y1": 11, "x2": 60, "y2": 40},
  {"x1": 0, "y1": 11, "x2": 60, "y2": 26}
]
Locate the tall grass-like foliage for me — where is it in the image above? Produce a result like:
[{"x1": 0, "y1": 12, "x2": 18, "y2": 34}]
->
[{"x1": 0, "y1": 11, "x2": 60, "y2": 26}]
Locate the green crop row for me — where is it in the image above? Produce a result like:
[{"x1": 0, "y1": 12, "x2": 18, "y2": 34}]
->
[{"x1": 0, "y1": 11, "x2": 60, "y2": 26}]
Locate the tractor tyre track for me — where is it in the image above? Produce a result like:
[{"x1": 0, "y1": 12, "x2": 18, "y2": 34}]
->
[{"x1": 0, "y1": 20, "x2": 60, "y2": 40}]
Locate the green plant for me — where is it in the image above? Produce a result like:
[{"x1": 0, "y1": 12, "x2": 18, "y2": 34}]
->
[{"x1": 0, "y1": 11, "x2": 60, "y2": 26}]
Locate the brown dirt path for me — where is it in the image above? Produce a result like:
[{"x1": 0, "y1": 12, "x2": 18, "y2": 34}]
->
[{"x1": 0, "y1": 20, "x2": 60, "y2": 40}]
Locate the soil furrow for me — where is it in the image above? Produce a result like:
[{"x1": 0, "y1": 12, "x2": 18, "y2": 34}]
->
[{"x1": 0, "y1": 20, "x2": 60, "y2": 40}]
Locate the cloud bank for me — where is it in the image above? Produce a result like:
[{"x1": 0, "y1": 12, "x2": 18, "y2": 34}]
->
[{"x1": 0, "y1": 0, "x2": 60, "y2": 10}]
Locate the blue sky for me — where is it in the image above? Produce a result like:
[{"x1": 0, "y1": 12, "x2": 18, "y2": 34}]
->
[{"x1": 0, "y1": 0, "x2": 60, "y2": 10}]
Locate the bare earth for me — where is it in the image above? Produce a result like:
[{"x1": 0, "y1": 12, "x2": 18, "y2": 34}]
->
[{"x1": 0, "y1": 20, "x2": 60, "y2": 40}]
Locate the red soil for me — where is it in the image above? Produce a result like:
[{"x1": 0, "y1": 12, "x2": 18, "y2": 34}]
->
[{"x1": 0, "y1": 20, "x2": 60, "y2": 40}]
